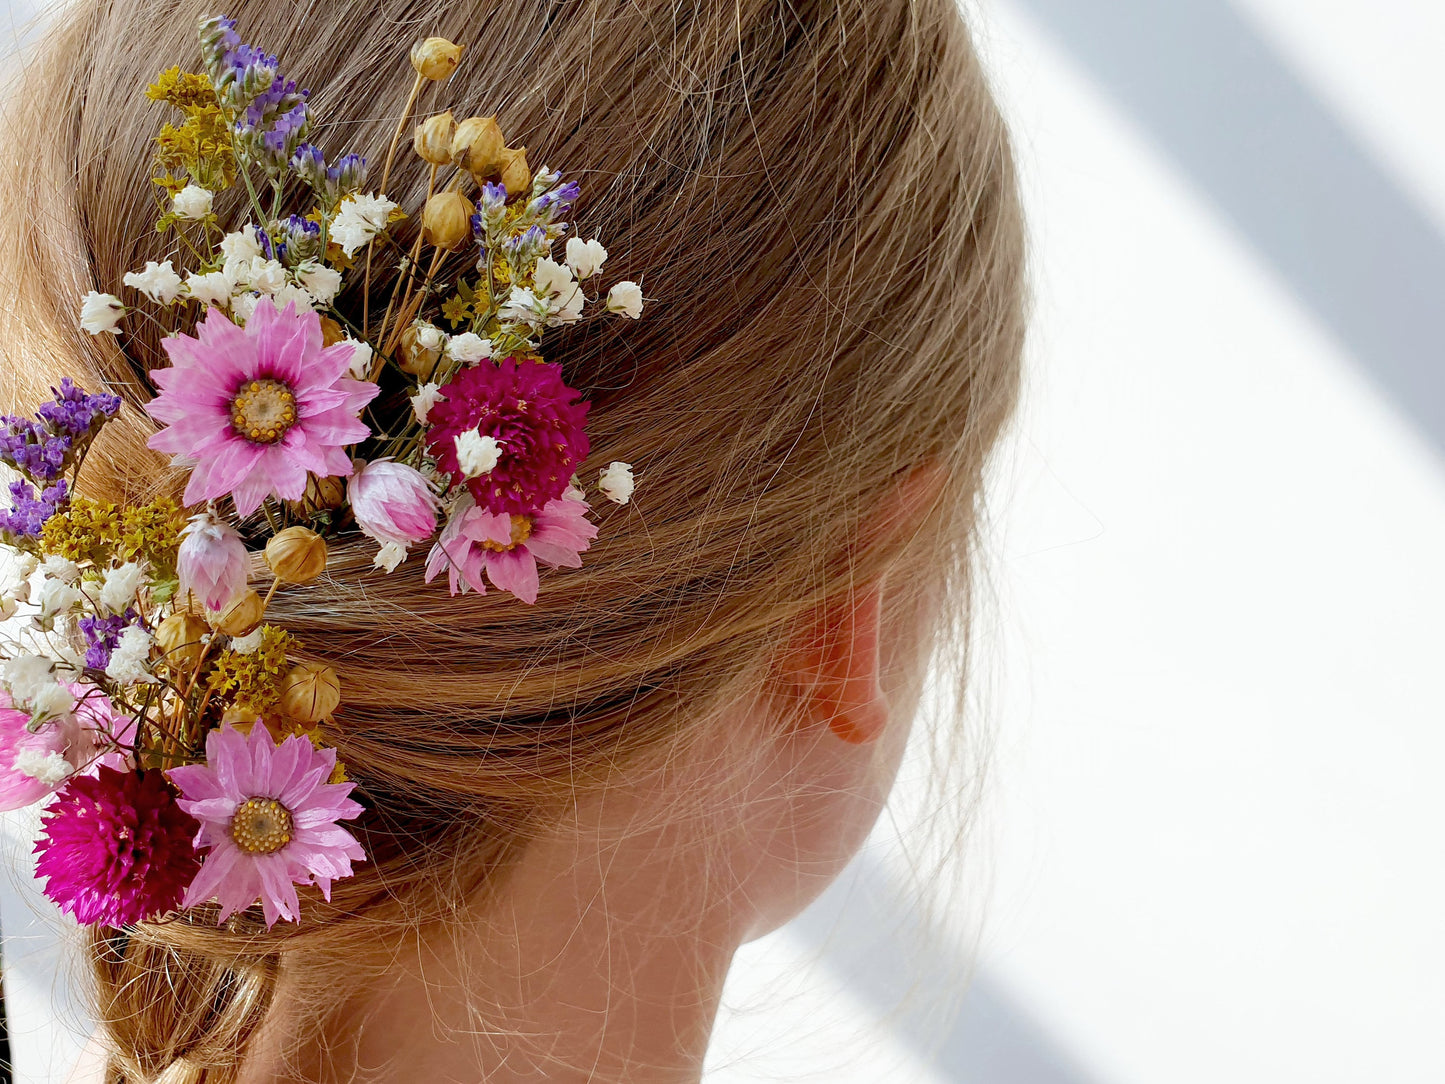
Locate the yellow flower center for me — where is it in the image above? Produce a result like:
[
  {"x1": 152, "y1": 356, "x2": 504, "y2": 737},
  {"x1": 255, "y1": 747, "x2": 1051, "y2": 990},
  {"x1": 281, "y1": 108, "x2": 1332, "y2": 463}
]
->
[
  {"x1": 230, "y1": 379, "x2": 298, "y2": 444},
  {"x1": 229, "y1": 797, "x2": 294, "y2": 855},
  {"x1": 482, "y1": 514, "x2": 533, "y2": 552}
]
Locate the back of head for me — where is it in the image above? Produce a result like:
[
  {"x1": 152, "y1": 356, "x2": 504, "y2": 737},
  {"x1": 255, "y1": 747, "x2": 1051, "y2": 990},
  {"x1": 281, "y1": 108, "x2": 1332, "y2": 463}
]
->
[{"x1": 0, "y1": 0, "x2": 1024, "y2": 1079}]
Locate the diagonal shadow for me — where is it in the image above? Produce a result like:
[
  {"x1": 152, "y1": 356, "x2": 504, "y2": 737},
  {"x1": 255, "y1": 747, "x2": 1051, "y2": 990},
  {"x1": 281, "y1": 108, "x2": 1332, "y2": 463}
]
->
[
  {"x1": 1006, "y1": 0, "x2": 1445, "y2": 456},
  {"x1": 790, "y1": 853, "x2": 1106, "y2": 1084}
]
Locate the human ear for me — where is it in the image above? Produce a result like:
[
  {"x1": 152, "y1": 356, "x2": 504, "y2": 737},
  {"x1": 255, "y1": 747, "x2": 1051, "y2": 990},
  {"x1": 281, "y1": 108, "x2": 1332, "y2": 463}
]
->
[
  {"x1": 783, "y1": 581, "x2": 889, "y2": 745},
  {"x1": 778, "y1": 463, "x2": 946, "y2": 745}
]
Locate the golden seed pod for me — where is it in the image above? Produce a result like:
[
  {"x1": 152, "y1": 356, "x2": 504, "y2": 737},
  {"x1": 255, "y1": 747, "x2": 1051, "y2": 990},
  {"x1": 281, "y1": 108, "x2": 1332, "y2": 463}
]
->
[
  {"x1": 286, "y1": 472, "x2": 347, "y2": 517},
  {"x1": 155, "y1": 613, "x2": 208, "y2": 672},
  {"x1": 222, "y1": 705, "x2": 260, "y2": 728},
  {"x1": 214, "y1": 589, "x2": 265, "y2": 637},
  {"x1": 319, "y1": 315, "x2": 345, "y2": 346},
  {"x1": 410, "y1": 37, "x2": 463, "y2": 81},
  {"x1": 265, "y1": 526, "x2": 328, "y2": 584},
  {"x1": 414, "y1": 111, "x2": 456, "y2": 166},
  {"x1": 398, "y1": 322, "x2": 445, "y2": 376},
  {"x1": 278, "y1": 663, "x2": 341, "y2": 723},
  {"x1": 451, "y1": 115, "x2": 504, "y2": 175},
  {"x1": 422, "y1": 190, "x2": 473, "y2": 251},
  {"x1": 497, "y1": 144, "x2": 531, "y2": 198}
]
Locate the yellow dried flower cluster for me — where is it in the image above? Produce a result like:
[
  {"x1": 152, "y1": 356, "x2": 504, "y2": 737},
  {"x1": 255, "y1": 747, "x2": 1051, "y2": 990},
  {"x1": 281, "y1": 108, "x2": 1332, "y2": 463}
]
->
[
  {"x1": 40, "y1": 495, "x2": 185, "y2": 576},
  {"x1": 208, "y1": 626, "x2": 298, "y2": 714},
  {"x1": 146, "y1": 66, "x2": 236, "y2": 195}
]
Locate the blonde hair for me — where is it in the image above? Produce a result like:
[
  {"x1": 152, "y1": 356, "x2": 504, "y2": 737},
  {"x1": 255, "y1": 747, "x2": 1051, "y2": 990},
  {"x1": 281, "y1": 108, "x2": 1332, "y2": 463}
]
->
[{"x1": 0, "y1": 0, "x2": 1024, "y2": 1079}]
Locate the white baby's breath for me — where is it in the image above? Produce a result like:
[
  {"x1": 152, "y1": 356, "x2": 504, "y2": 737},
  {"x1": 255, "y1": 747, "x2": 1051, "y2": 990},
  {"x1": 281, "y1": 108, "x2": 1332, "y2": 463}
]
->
[
  {"x1": 331, "y1": 193, "x2": 398, "y2": 258},
  {"x1": 298, "y1": 261, "x2": 343, "y2": 306},
  {"x1": 123, "y1": 260, "x2": 184, "y2": 304},
  {"x1": 445, "y1": 332, "x2": 491, "y2": 364},
  {"x1": 219, "y1": 225, "x2": 263, "y2": 262},
  {"x1": 171, "y1": 184, "x2": 214, "y2": 220},
  {"x1": 598, "y1": 461, "x2": 635, "y2": 505},
  {"x1": 455, "y1": 430, "x2": 502, "y2": 478},
  {"x1": 606, "y1": 280, "x2": 644, "y2": 319},
  {"x1": 13, "y1": 748, "x2": 73, "y2": 786},
  {"x1": 99, "y1": 562, "x2": 146, "y2": 614},
  {"x1": 105, "y1": 626, "x2": 155, "y2": 685},
  {"x1": 184, "y1": 271, "x2": 232, "y2": 307},
  {"x1": 564, "y1": 236, "x2": 608, "y2": 280},
  {"x1": 79, "y1": 291, "x2": 124, "y2": 335},
  {"x1": 373, "y1": 542, "x2": 408, "y2": 573},
  {"x1": 410, "y1": 382, "x2": 443, "y2": 423}
]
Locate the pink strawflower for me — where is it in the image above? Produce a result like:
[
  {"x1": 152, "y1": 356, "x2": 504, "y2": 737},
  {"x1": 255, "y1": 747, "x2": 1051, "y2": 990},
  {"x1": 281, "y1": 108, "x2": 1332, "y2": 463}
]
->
[
  {"x1": 424, "y1": 487, "x2": 597, "y2": 604},
  {"x1": 177, "y1": 512, "x2": 248, "y2": 612},
  {"x1": 145, "y1": 300, "x2": 379, "y2": 517},
  {"x1": 168, "y1": 725, "x2": 365, "y2": 928},
  {"x1": 424, "y1": 357, "x2": 589, "y2": 516},
  {"x1": 34, "y1": 766, "x2": 200, "y2": 926},
  {"x1": 348, "y1": 459, "x2": 440, "y2": 547}
]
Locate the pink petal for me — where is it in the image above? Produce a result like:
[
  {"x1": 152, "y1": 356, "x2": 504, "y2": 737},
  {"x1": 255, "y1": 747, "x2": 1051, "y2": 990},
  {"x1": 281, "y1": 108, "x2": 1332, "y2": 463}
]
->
[{"x1": 485, "y1": 548, "x2": 539, "y2": 604}]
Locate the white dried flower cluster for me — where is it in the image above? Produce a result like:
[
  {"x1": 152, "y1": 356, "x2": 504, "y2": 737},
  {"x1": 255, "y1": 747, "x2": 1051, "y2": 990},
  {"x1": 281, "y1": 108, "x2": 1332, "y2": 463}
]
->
[
  {"x1": 410, "y1": 382, "x2": 443, "y2": 424},
  {"x1": 80, "y1": 292, "x2": 125, "y2": 335},
  {"x1": 598, "y1": 461, "x2": 635, "y2": 505},
  {"x1": 171, "y1": 184, "x2": 214, "y2": 220},
  {"x1": 123, "y1": 260, "x2": 185, "y2": 305},
  {"x1": 3, "y1": 655, "x2": 75, "y2": 720},
  {"x1": 564, "y1": 236, "x2": 608, "y2": 280},
  {"x1": 331, "y1": 193, "x2": 398, "y2": 258},
  {"x1": 14, "y1": 747, "x2": 73, "y2": 785},
  {"x1": 606, "y1": 280, "x2": 644, "y2": 319},
  {"x1": 455, "y1": 430, "x2": 503, "y2": 478},
  {"x1": 445, "y1": 332, "x2": 491, "y2": 364},
  {"x1": 104, "y1": 626, "x2": 155, "y2": 685},
  {"x1": 373, "y1": 541, "x2": 409, "y2": 574},
  {"x1": 99, "y1": 562, "x2": 147, "y2": 614}
]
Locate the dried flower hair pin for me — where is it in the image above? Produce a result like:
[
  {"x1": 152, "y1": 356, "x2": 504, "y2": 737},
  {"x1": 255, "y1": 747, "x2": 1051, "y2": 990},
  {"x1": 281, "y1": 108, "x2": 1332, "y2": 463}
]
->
[{"x1": 1, "y1": 16, "x2": 646, "y2": 930}]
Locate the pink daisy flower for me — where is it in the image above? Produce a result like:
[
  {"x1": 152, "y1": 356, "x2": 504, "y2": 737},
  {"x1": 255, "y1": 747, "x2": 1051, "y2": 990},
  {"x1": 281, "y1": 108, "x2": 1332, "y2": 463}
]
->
[
  {"x1": 424, "y1": 357, "x2": 589, "y2": 516},
  {"x1": 168, "y1": 725, "x2": 365, "y2": 927},
  {"x1": 34, "y1": 766, "x2": 200, "y2": 926},
  {"x1": 424, "y1": 487, "x2": 597, "y2": 605},
  {"x1": 145, "y1": 300, "x2": 379, "y2": 517}
]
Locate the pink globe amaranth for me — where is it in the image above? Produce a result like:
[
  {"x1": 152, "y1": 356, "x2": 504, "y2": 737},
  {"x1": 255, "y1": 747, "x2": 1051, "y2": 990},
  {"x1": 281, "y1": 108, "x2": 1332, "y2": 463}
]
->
[
  {"x1": 348, "y1": 459, "x2": 441, "y2": 547},
  {"x1": 34, "y1": 766, "x2": 201, "y2": 926},
  {"x1": 424, "y1": 357, "x2": 589, "y2": 516},
  {"x1": 144, "y1": 300, "x2": 379, "y2": 517},
  {"x1": 177, "y1": 512, "x2": 248, "y2": 612}
]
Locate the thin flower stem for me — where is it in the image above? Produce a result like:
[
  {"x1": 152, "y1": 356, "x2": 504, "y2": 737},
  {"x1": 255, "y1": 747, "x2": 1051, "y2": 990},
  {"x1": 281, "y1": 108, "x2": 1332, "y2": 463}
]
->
[
  {"x1": 376, "y1": 163, "x2": 437, "y2": 356},
  {"x1": 364, "y1": 72, "x2": 426, "y2": 331}
]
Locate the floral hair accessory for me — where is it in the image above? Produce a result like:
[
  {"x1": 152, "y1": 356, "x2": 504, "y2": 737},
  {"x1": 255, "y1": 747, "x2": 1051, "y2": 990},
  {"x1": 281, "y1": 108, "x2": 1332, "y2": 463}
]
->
[{"x1": 0, "y1": 15, "x2": 649, "y2": 930}]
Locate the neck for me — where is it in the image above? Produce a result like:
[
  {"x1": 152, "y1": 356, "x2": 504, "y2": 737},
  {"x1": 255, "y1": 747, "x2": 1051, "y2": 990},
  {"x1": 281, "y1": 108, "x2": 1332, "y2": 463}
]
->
[{"x1": 245, "y1": 809, "x2": 747, "y2": 1083}]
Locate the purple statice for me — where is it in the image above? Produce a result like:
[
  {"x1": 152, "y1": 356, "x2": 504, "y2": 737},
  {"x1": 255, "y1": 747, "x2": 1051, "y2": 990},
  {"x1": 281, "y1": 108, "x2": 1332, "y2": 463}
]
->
[
  {"x1": 0, "y1": 417, "x2": 71, "y2": 481},
  {"x1": 37, "y1": 378, "x2": 121, "y2": 438},
  {"x1": 0, "y1": 479, "x2": 67, "y2": 541},
  {"x1": 198, "y1": 15, "x2": 242, "y2": 80},
  {"x1": 261, "y1": 214, "x2": 321, "y2": 265},
  {"x1": 474, "y1": 182, "x2": 508, "y2": 243},
  {"x1": 78, "y1": 609, "x2": 136, "y2": 671},
  {"x1": 290, "y1": 144, "x2": 366, "y2": 207}
]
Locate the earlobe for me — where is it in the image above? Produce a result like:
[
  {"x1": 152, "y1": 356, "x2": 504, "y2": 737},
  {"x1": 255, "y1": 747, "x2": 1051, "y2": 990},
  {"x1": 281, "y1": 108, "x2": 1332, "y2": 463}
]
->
[{"x1": 786, "y1": 582, "x2": 889, "y2": 745}]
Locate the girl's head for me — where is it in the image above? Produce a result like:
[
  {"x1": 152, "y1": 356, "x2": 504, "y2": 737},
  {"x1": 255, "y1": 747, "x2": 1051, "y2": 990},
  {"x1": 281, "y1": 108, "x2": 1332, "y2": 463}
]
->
[{"x1": 1, "y1": 0, "x2": 1023, "y2": 1078}]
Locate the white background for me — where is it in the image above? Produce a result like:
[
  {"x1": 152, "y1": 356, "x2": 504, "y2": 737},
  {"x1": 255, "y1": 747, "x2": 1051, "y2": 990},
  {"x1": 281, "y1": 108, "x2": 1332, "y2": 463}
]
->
[{"x1": 2, "y1": 1, "x2": 1443, "y2": 1081}]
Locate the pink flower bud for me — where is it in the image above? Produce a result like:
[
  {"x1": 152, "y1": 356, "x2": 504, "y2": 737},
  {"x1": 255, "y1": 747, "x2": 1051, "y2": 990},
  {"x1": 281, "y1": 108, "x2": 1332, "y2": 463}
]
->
[
  {"x1": 177, "y1": 512, "x2": 248, "y2": 612},
  {"x1": 348, "y1": 459, "x2": 441, "y2": 547}
]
